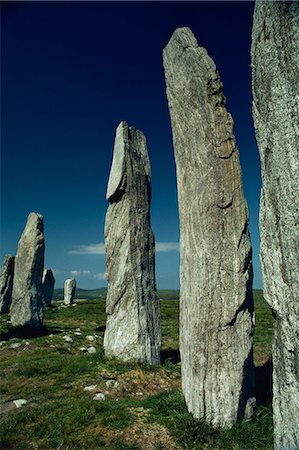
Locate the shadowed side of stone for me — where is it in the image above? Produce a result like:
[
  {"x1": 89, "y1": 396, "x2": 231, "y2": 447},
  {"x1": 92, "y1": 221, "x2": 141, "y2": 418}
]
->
[
  {"x1": 42, "y1": 269, "x2": 55, "y2": 306},
  {"x1": 251, "y1": 3, "x2": 299, "y2": 449},
  {"x1": 0, "y1": 255, "x2": 15, "y2": 313},
  {"x1": 10, "y1": 213, "x2": 45, "y2": 329},
  {"x1": 163, "y1": 27, "x2": 254, "y2": 428},
  {"x1": 64, "y1": 278, "x2": 76, "y2": 305},
  {"x1": 104, "y1": 121, "x2": 161, "y2": 366}
]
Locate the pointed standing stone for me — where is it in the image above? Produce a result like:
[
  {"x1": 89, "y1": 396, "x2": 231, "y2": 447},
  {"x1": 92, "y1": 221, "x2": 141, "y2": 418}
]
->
[
  {"x1": 251, "y1": 3, "x2": 299, "y2": 448},
  {"x1": 0, "y1": 255, "x2": 15, "y2": 313},
  {"x1": 103, "y1": 121, "x2": 161, "y2": 365},
  {"x1": 42, "y1": 269, "x2": 55, "y2": 306},
  {"x1": 163, "y1": 27, "x2": 255, "y2": 428},
  {"x1": 64, "y1": 278, "x2": 76, "y2": 305},
  {"x1": 10, "y1": 213, "x2": 45, "y2": 329}
]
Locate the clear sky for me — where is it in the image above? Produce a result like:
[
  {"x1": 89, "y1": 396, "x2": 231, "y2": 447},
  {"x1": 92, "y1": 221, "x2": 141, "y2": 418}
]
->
[{"x1": 1, "y1": 1, "x2": 262, "y2": 290}]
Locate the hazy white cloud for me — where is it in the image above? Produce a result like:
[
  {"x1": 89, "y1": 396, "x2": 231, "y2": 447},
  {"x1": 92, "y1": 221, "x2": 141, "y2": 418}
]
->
[
  {"x1": 69, "y1": 242, "x2": 179, "y2": 255},
  {"x1": 70, "y1": 270, "x2": 91, "y2": 277},
  {"x1": 69, "y1": 243, "x2": 105, "y2": 255},
  {"x1": 156, "y1": 242, "x2": 180, "y2": 252},
  {"x1": 93, "y1": 272, "x2": 107, "y2": 280}
]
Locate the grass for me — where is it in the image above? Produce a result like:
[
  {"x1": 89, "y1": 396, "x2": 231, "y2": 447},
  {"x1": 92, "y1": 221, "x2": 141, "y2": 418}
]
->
[{"x1": 0, "y1": 290, "x2": 273, "y2": 449}]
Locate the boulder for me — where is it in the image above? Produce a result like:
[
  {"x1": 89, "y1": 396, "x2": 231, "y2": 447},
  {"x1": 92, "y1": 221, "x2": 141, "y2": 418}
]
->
[
  {"x1": 103, "y1": 121, "x2": 161, "y2": 365},
  {"x1": 251, "y1": 3, "x2": 299, "y2": 448},
  {"x1": 10, "y1": 213, "x2": 44, "y2": 329},
  {"x1": 163, "y1": 27, "x2": 254, "y2": 427}
]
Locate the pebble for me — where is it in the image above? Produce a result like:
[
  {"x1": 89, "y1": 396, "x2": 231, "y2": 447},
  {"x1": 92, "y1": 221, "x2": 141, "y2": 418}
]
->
[
  {"x1": 106, "y1": 379, "x2": 119, "y2": 389},
  {"x1": 74, "y1": 332, "x2": 82, "y2": 336},
  {"x1": 87, "y1": 346, "x2": 96, "y2": 354},
  {"x1": 83, "y1": 385, "x2": 97, "y2": 392},
  {"x1": 62, "y1": 335, "x2": 73, "y2": 343},
  {"x1": 79, "y1": 346, "x2": 87, "y2": 351},
  {"x1": 93, "y1": 393, "x2": 105, "y2": 401},
  {"x1": 13, "y1": 399, "x2": 27, "y2": 408},
  {"x1": 85, "y1": 335, "x2": 95, "y2": 342},
  {"x1": 10, "y1": 343, "x2": 21, "y2": 349}
]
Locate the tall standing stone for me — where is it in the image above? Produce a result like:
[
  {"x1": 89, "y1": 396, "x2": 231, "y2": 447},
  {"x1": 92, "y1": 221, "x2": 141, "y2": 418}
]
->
[
  {"x1": 103, "y1": 121, "x2": 161, "y2": 365},
  {"x1": 64, "y1": 278, "x2": 76, "y2": 305},
  {"x1": 10, "y1": 213, "x2": 45, "y2": 329},
  {"x1": 251, "y1": 3, "x2": 299, "y2": 448},
  {"x1": 42, "y1": 269, "x2": 55, "y2": 306},
  {"x1": 163, "y1": 28, "x2": 254, "y2": 427},
  {"x1": 0, "y1": 255, "x2": 15, "y2": 313}
]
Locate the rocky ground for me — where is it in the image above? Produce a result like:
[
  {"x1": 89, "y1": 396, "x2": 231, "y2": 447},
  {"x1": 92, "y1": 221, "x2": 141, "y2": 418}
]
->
[{"x1": 0, "y1": 292, "x2": 273, "y2": 449}]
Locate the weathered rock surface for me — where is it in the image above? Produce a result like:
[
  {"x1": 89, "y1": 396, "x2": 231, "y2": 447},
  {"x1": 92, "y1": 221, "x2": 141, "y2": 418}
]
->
[
  {"x1": 10, "y1": 213, "x2": 44, "y2": 329},
  {"x1": 63, "y1": 278, "x2": 76, "y2": 305},
  {"x1": 42, "y1": 269, "x2": 55, "y2": 306},
  {"x1": 251, "y1": 3, "x2": 299, "y2": 448},
  {"x1": 103, "y1": 121, "x2": 161, "y2": 365},
  {"x1": 0, "y1": 255, "x2": 14, "y2": 313},
  {"x1": 163, "y1": 27, "x2": 254, "y2": 428}
]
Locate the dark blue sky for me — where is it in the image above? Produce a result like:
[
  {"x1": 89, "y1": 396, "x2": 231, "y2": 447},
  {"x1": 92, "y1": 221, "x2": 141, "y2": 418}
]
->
[{"x1": 1, "y1": 1, "x2": 262, "y2": 289}]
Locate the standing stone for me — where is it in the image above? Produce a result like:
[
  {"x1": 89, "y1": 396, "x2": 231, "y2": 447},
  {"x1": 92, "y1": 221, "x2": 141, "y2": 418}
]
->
[
  {"x1": 64, "y1": 278, "x2": 76, "y2": 305},
  {"x1": 251, "y1": 3, "x2": 299, "y2": 448},
  {"x1": 163, "y1": 28, "x2": 254, "y2": 428},
  {"x1": 10, "y1": 213, "x2": 44, "y2": 328},
  {"x1": 103, "y1": 121, "x2": 161, "y2": 365},
  {"x1": 0, "y1": 255, "x2": 15, "y2": 313},
  {"x1": 42, "y1": 269, "x2": 55, "y2": 306}
]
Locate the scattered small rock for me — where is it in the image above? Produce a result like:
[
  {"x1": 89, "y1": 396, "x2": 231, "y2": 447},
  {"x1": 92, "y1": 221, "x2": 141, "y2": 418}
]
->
[
  {"x1": 93, "y1": 393, "x2": 105, "y2": 401},
  {"x1": 79, "y1": 346, "x2": 87, "y2": 352},
  {"x1": 62, "y1": 335, "x2": 73, "y2": 343},
  {"x1": 74, "y1": 332, "x2": 82, "y2": 336},
  {"x1": 72, "y1": 303, "x2": 77, "y2": 307},
  {"x1": 13, "y1": 399, "x2": 27, "y2": 408},
  {"x1": 106, "y1": 379, "x2": 119, "y2": 389},
  {"x1": 76, "y1": 328, "x2": 81, "y2": 331},
  {"x1": 87, "y1": 346, "x2": 96, "y2": 354},
  {"x1": 10, "y1": 343, "x2": 21, "y2": 349},
  {"x1": 83, "y1": 385, "x2": 97, "y2": 392},
  {"x1": 85, "y1": 335, "x2": 95, "y2": 342}
]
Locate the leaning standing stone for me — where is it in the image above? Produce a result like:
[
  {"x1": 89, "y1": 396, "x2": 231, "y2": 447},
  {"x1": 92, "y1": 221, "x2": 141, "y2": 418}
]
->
[
  {"x1": 42, "y1": 269, "x2": 55, "y2": 306},
  {"x1": 251, "y1": 3, "x2": 299, "y2": 448},
  {"x1": 103, "y1": 121, "x2": 161, "y2": 365},
  {"x1": 10, "y1": 213, "x2": 45, "y2": 328},
  {"x1": 0, "y1": 255, "x2": 15, "y2": 313},
  {"x1": 64, "y1": 278, "x2": 76, "y2": 305},
  {"x1": 163, "y1": 27, "x2": 254, "y2": 428}
]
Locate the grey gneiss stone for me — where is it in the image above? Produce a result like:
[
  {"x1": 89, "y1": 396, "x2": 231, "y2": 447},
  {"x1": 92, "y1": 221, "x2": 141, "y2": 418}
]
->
[
  {"x1": 0, "y1": 255, "x2": 14, "y2": 313},
  {"x1": 10, "y1": 213, "x2": 45, "y2": 329},
  {"x1": 42, "y1": 269, "x2": 55, "y2": 306},
  {"x1": 63, "y1": 278, "x2": 76, "y2": 305},
  {"x1": 163, "y1": 27, "x2": 254, "y2": 428},
  {"x1": 103, "y1": 121, "x2": 161, "y2": 365},
  {"x1": 251, "y1": 3, "x2": 299, "y2": 449}
]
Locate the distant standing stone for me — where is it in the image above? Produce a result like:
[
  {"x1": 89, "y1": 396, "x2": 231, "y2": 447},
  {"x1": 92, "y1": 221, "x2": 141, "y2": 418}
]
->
[
  {"x1": 64, "y1": 278, "x2": 76, "y2": 305},
  {"x1": 10, "y1": 213, "x2": 45, "y2": 329},
  {"x1": 163, "y1": 27, "x2": 254, "y2": 428},
  {"x1": 42, "y1": 269, "x2": 55, "y2": 306},
  {"x1": 103, "y1": 121, "x2": 161, "y2": 365},
  {"x1": 0, "y1": 255, "x2": 14, "y2": 313},
  {"x1": 251, "y1": 3, "x2": 299, "y2": 449}
]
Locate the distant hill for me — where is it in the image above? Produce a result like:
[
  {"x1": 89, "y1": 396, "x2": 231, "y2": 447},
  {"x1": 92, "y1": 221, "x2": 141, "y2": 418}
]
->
[
  {"x1": 53, "y1": 288, "x2": 261, "y2": 301},
  {"x1": 53, "y1": 287, "x2": 107, "y2": 300}
]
